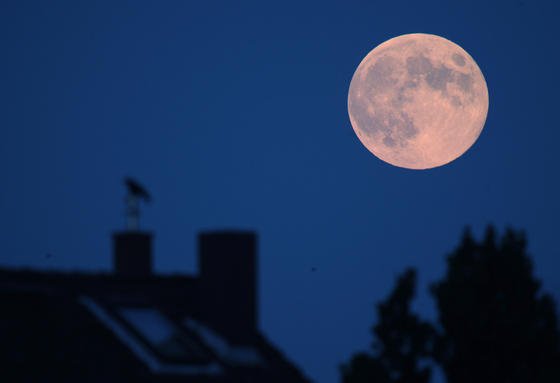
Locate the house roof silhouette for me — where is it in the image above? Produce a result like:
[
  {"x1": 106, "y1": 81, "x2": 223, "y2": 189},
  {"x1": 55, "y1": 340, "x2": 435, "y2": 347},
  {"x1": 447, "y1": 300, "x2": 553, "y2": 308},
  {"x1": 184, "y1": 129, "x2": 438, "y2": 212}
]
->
[{"x1": 0, "y1": 230, "x2": 310, "y2": 383}]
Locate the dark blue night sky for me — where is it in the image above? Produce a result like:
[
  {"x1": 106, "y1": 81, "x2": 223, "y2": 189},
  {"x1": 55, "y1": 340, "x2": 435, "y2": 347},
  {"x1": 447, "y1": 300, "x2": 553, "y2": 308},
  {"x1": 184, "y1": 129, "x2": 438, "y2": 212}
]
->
[{"x1": 1, "y1": 1, "x2": 559, "y2": 382}]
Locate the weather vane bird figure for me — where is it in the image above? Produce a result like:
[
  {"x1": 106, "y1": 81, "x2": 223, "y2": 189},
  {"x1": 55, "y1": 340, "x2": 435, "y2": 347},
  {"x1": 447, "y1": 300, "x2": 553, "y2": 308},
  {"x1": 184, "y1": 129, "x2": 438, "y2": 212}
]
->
[{"x1": 124, "y1": 177, "x2": 151, "y2": 231}]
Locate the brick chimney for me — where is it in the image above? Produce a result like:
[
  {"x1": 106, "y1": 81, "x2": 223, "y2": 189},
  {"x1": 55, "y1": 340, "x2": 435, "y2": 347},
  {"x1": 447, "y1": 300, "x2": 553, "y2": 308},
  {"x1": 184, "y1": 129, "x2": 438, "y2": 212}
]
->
[
  {"x1": 113, "y1": 232, "x2": 153, "y2": 277},
  {"x1": 198, "y1": 231, "x2": 258, "y2": 345},
  {"x1": 113, "y1": 178, "x2": 153, "y2": 277}
]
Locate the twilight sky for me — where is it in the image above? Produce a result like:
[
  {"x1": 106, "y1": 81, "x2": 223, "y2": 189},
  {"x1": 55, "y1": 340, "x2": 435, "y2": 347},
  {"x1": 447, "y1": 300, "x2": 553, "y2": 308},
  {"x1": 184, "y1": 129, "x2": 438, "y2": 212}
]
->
[{"x1": 1, "y1": 1, "x2": 559, "y2": 382}]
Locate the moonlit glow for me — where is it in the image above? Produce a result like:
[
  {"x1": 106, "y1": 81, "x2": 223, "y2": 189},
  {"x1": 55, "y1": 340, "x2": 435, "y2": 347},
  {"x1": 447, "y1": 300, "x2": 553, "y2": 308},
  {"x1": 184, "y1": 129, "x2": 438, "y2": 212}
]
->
[{"x1": 348, "y1": 33, "x2": 489, "y2": 169}]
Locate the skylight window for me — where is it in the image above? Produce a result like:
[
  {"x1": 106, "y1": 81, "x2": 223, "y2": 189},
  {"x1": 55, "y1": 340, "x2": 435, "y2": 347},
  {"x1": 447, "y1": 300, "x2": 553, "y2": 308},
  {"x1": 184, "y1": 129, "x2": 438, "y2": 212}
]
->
[
  {"x1": 184, "y1": 318, "x2": 262, "y2": 366},
  {"x1": 120, "y1": 307, "x2": 207, "y2": 362},
  {"x1": 80, "y1": 296, "x2": 222, "y2": 375}
]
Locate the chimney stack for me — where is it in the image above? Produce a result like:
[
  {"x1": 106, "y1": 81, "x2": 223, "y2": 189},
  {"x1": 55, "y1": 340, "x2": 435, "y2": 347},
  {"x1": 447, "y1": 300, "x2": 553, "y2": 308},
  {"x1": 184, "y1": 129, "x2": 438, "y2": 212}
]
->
[
  {"x1": 113, "y1": 232, "x2": 153, "y2": 277},
  {"x1": 198, "y1": 231, "x2": 258, "y2": 345},
  {"x1": 113, "y1": 178, "x2": 153, "y2": 277}
]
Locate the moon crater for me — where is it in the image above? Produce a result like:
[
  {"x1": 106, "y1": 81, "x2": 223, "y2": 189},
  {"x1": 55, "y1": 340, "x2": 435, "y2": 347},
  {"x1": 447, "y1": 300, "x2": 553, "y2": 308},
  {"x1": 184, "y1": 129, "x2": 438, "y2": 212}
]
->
[{"x1": 348, "y1": 34, "x2": 489, "y2": 169}]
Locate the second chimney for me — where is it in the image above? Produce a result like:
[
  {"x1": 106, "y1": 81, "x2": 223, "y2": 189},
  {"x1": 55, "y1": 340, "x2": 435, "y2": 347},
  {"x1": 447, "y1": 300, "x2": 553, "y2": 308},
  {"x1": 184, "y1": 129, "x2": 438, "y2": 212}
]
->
[{"x1": 198, "y1": 231, "x2": 258, "y2": 345}]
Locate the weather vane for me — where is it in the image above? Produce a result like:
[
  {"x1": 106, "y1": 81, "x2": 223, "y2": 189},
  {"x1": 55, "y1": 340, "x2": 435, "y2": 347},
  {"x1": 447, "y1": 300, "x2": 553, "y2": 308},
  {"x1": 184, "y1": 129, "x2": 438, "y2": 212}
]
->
[{"x1": 124, "y1": 177, "x2": 151, "y2": 231}]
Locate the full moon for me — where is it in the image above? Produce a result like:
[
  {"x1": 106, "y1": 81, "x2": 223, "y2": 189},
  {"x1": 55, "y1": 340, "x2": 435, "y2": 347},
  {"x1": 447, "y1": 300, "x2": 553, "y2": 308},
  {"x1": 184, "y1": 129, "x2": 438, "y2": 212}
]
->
[{"x1": 348, "y1": 33, "x2": 489, "y2": 169}]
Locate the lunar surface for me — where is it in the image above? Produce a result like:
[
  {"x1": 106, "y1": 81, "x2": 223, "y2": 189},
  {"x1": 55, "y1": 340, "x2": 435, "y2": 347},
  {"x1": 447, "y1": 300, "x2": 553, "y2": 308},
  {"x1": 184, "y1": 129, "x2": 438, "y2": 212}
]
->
[{"x1": 348, "y1": 33, "x2": 489, "y2": 169}]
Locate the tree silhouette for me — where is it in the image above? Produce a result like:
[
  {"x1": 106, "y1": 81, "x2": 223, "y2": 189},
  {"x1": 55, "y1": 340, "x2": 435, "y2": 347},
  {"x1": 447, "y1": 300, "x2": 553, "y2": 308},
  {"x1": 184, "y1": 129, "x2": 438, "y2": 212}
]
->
[
  {"x1": 341, "y1": 268, "x2": 434, "y2": 383},
  {"x1": 341, "y1": 353, "x2": 390, "y2": 383},
  {"x1": 431, "y1": 226, "x2": 560, "y2": 383},
  {"x1": 342, "y1": 226, "x2": 560, "y2": 383}
]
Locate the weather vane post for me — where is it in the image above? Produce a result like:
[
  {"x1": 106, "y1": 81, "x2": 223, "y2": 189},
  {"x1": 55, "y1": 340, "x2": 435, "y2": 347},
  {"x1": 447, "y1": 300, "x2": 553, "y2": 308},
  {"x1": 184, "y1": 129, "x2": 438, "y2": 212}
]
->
[{"x1": 124, "y1": 178, "x2": 151, "y2": 231}]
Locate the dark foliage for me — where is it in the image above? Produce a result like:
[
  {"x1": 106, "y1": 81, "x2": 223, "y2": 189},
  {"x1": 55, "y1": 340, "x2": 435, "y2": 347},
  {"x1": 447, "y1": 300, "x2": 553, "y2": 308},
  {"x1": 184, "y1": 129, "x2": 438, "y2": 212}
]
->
[
  {"x1": 341, "y1": 353, "x2": 390, "y2": 383},
  {"x1": 341, "y1": 269, "x2": 433, "y2": 383},
  {"x1": 431, "y1": 226, "x2": 560, "y2": 383},
  {"x1": 342, "y1": 226, "x2": 560, "y2": 383}
]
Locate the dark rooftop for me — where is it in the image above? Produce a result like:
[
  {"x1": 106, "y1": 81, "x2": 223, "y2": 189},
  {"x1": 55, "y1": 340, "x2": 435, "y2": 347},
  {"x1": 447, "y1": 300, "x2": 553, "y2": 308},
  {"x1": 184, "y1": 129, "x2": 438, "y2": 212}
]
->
[{"x1": 0, "y1": 231, "x2": 311, "y2": 383}]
